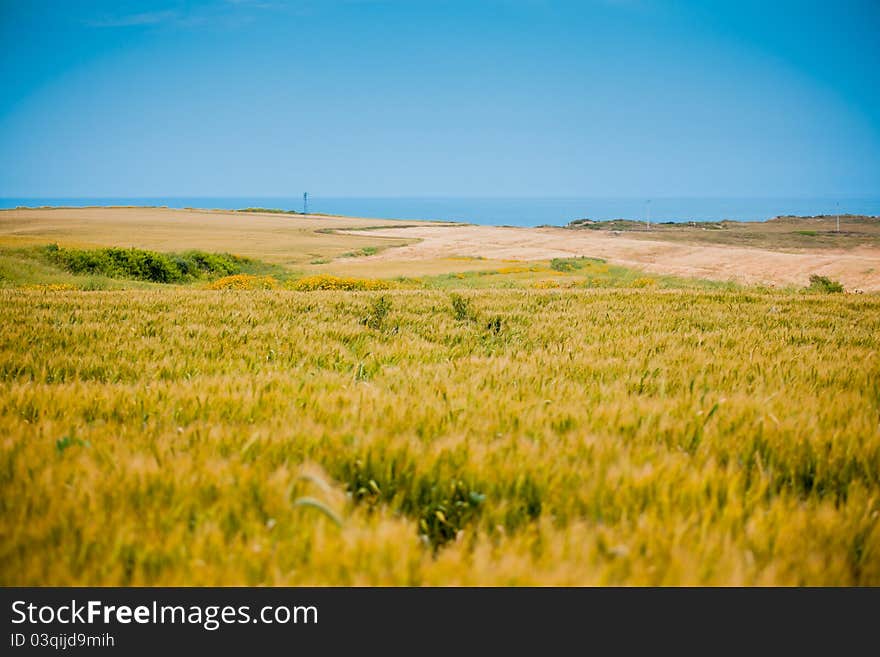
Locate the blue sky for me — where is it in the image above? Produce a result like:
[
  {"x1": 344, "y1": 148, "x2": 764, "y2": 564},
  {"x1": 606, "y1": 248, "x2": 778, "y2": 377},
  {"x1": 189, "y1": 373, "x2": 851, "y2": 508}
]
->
[{"x1": 1, "y1": 0, "x2": 878, "y2": 197}]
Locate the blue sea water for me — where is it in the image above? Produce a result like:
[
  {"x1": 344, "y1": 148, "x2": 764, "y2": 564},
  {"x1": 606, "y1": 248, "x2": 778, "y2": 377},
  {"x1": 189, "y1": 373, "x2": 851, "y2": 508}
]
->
[{"x1": 2, "y1": 197, "x2": 879, "y2": 227}]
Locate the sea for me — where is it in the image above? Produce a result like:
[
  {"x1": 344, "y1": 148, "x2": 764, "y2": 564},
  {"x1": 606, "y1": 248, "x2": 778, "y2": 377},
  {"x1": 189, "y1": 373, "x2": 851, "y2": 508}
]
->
[{"x1": 2, "y1": 197, "x2": 879, "y2": 228}]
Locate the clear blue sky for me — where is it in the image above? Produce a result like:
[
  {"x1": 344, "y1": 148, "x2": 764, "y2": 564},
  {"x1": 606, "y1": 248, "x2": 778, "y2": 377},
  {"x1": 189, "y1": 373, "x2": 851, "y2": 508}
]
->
[{"x1": 1, "y1": 0, "x2": 878, "y2": 198}]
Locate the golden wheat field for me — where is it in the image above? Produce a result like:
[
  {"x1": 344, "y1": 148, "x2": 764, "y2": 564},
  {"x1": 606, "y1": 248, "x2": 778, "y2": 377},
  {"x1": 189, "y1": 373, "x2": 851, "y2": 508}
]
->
[{"x1": 1, "y1": 286, "x2": 879, "y2": 585}]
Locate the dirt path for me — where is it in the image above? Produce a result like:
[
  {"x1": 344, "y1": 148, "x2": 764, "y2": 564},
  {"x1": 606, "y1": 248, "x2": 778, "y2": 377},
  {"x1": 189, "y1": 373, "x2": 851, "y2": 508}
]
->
[{"x1": 342, "y1": 225, "x2": 880, "y2": 291}]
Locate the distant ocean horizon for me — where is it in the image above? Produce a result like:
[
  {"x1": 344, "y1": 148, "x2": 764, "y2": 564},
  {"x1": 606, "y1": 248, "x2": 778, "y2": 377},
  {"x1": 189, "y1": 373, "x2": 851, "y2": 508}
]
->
[{"x1": 2, "y1": 196, "x2": 879, "y2": 227}]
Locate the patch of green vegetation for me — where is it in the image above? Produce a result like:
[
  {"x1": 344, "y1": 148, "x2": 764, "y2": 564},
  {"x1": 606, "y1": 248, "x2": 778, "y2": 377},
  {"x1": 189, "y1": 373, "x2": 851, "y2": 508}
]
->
[
  {"x1": 342, "y1": 246, "x2": 380, "y2": 258},
  {"x1": 361, "y1": 295, "x2": 392, "y2": 330},
  {"x1": 0, "y1": 247, "x2": 150, "y2": 290},
  {"x1": 237, "y1": 207, "x2": 301, "y2": 215},
  {"x1": 567, "y1": 218, "x2": 646, "y2": 230},
  {"x1": 418, "y1": 260, "x2": 740, "y2": 291},
  {"x1": 450, "y1": 293, "x2": 476, "y2": 321},
  {"x1": 237, "y1": 257, "x2": 298, "y2": 281},
  {"x1": 806, "y1": 274, "x2": 844, "y2": 294},
  {"x1": 335, "y1": 451, "x2": 502, "y2": 549},
  {"x1": 42, "y1": 244, "x2": 249, "y2": 283},
  {"x1": 550, "y1": 256, "x2": 606, "y2": 272},
  {"x1": 797, "y1": 230, "x2": 818, "y2": 237},
  {"x1": 0, "y1": 245, "x2": 295, "y2": 288},
  {"x1": 56, "y1": 435, "x2": 89, "y2": 454}
]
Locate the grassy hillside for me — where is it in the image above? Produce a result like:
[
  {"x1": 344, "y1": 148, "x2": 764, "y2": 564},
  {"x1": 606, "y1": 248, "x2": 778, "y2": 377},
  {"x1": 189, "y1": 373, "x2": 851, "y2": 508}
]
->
[{"x1": 1, "y1": 287, "x2": 878, "y2": 585}]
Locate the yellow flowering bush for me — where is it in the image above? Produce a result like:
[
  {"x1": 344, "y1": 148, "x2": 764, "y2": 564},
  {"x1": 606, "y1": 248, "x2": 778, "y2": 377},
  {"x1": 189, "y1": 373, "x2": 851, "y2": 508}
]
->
[
  {"x1": 630, "y1": 277, "x2": 658, "y2": 288},
  {"x1": 290, "y1": 275, "x2": 392, "y2": 291}
]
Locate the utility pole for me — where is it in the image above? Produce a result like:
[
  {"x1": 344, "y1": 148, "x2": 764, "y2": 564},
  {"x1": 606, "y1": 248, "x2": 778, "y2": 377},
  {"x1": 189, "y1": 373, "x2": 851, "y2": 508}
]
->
[
  {"x1": 646, "y1": 199, "x2": 651, "y2": 231},
  {"x1": 303, "y1": 192, "x2": 309, "y2": 215},
  {"x1": 835, "y1": 202, "x2": 840, "y2": 233}
]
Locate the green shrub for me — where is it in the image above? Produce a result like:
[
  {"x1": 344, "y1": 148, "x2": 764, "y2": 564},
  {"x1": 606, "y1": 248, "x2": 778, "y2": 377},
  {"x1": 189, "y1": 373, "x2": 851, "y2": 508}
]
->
[
  {"x1": 485, "y1": 315, "x2": 503, "y2": 335},
  {"x1": 42, "y1": 245, "x2": 248, "y2": 284},
  {"x1": 806, "y1": 274, "x2": 844, "y2": 294},
  {"x1": 238, "y1": 207, "x2": 300, "y2": 214},
  {"x1": 550, "y1": 256, "x2": 605, "y2": 272},
  {"x1": 361, "y1": 296, "x2": 391, "y2": 330},
  {"x1": 342, "y1": 246, "x2": 380, "y2": 258},
  {"x1": 450, "y1": 293, "x2": 475, "y2": 321},
  {"x1": 183, "y1": 251, "x2": 242, "y2": 277},
  {"x1": 338, "y1": 454, "x2": 487, "y2": 549}
]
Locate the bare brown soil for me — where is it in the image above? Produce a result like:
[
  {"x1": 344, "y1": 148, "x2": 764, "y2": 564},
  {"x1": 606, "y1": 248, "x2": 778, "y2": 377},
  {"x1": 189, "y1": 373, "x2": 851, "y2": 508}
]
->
[{"x1": 342, "y1": 224, "x2": 880, "y2": 291}]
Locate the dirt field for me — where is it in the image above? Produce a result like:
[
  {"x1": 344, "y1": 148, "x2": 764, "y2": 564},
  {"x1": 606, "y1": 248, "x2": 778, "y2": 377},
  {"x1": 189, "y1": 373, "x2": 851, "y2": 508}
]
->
[
  {"x1": 342, "y1": 224, "x2": 880, "y2": 291},
  {"x1": 0, "y1": 207, "x2": 432, "y2": 267}
]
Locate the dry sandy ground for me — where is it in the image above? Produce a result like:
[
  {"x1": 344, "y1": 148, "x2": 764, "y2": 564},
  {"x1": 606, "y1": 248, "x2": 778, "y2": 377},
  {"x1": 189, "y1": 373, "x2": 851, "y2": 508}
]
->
[
  {"x1": 343, "y1": 224, "x2": 880, "y2": 291},
  {"x1": 0, "y1": 207, "x2": 430, "y2": 266}
]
